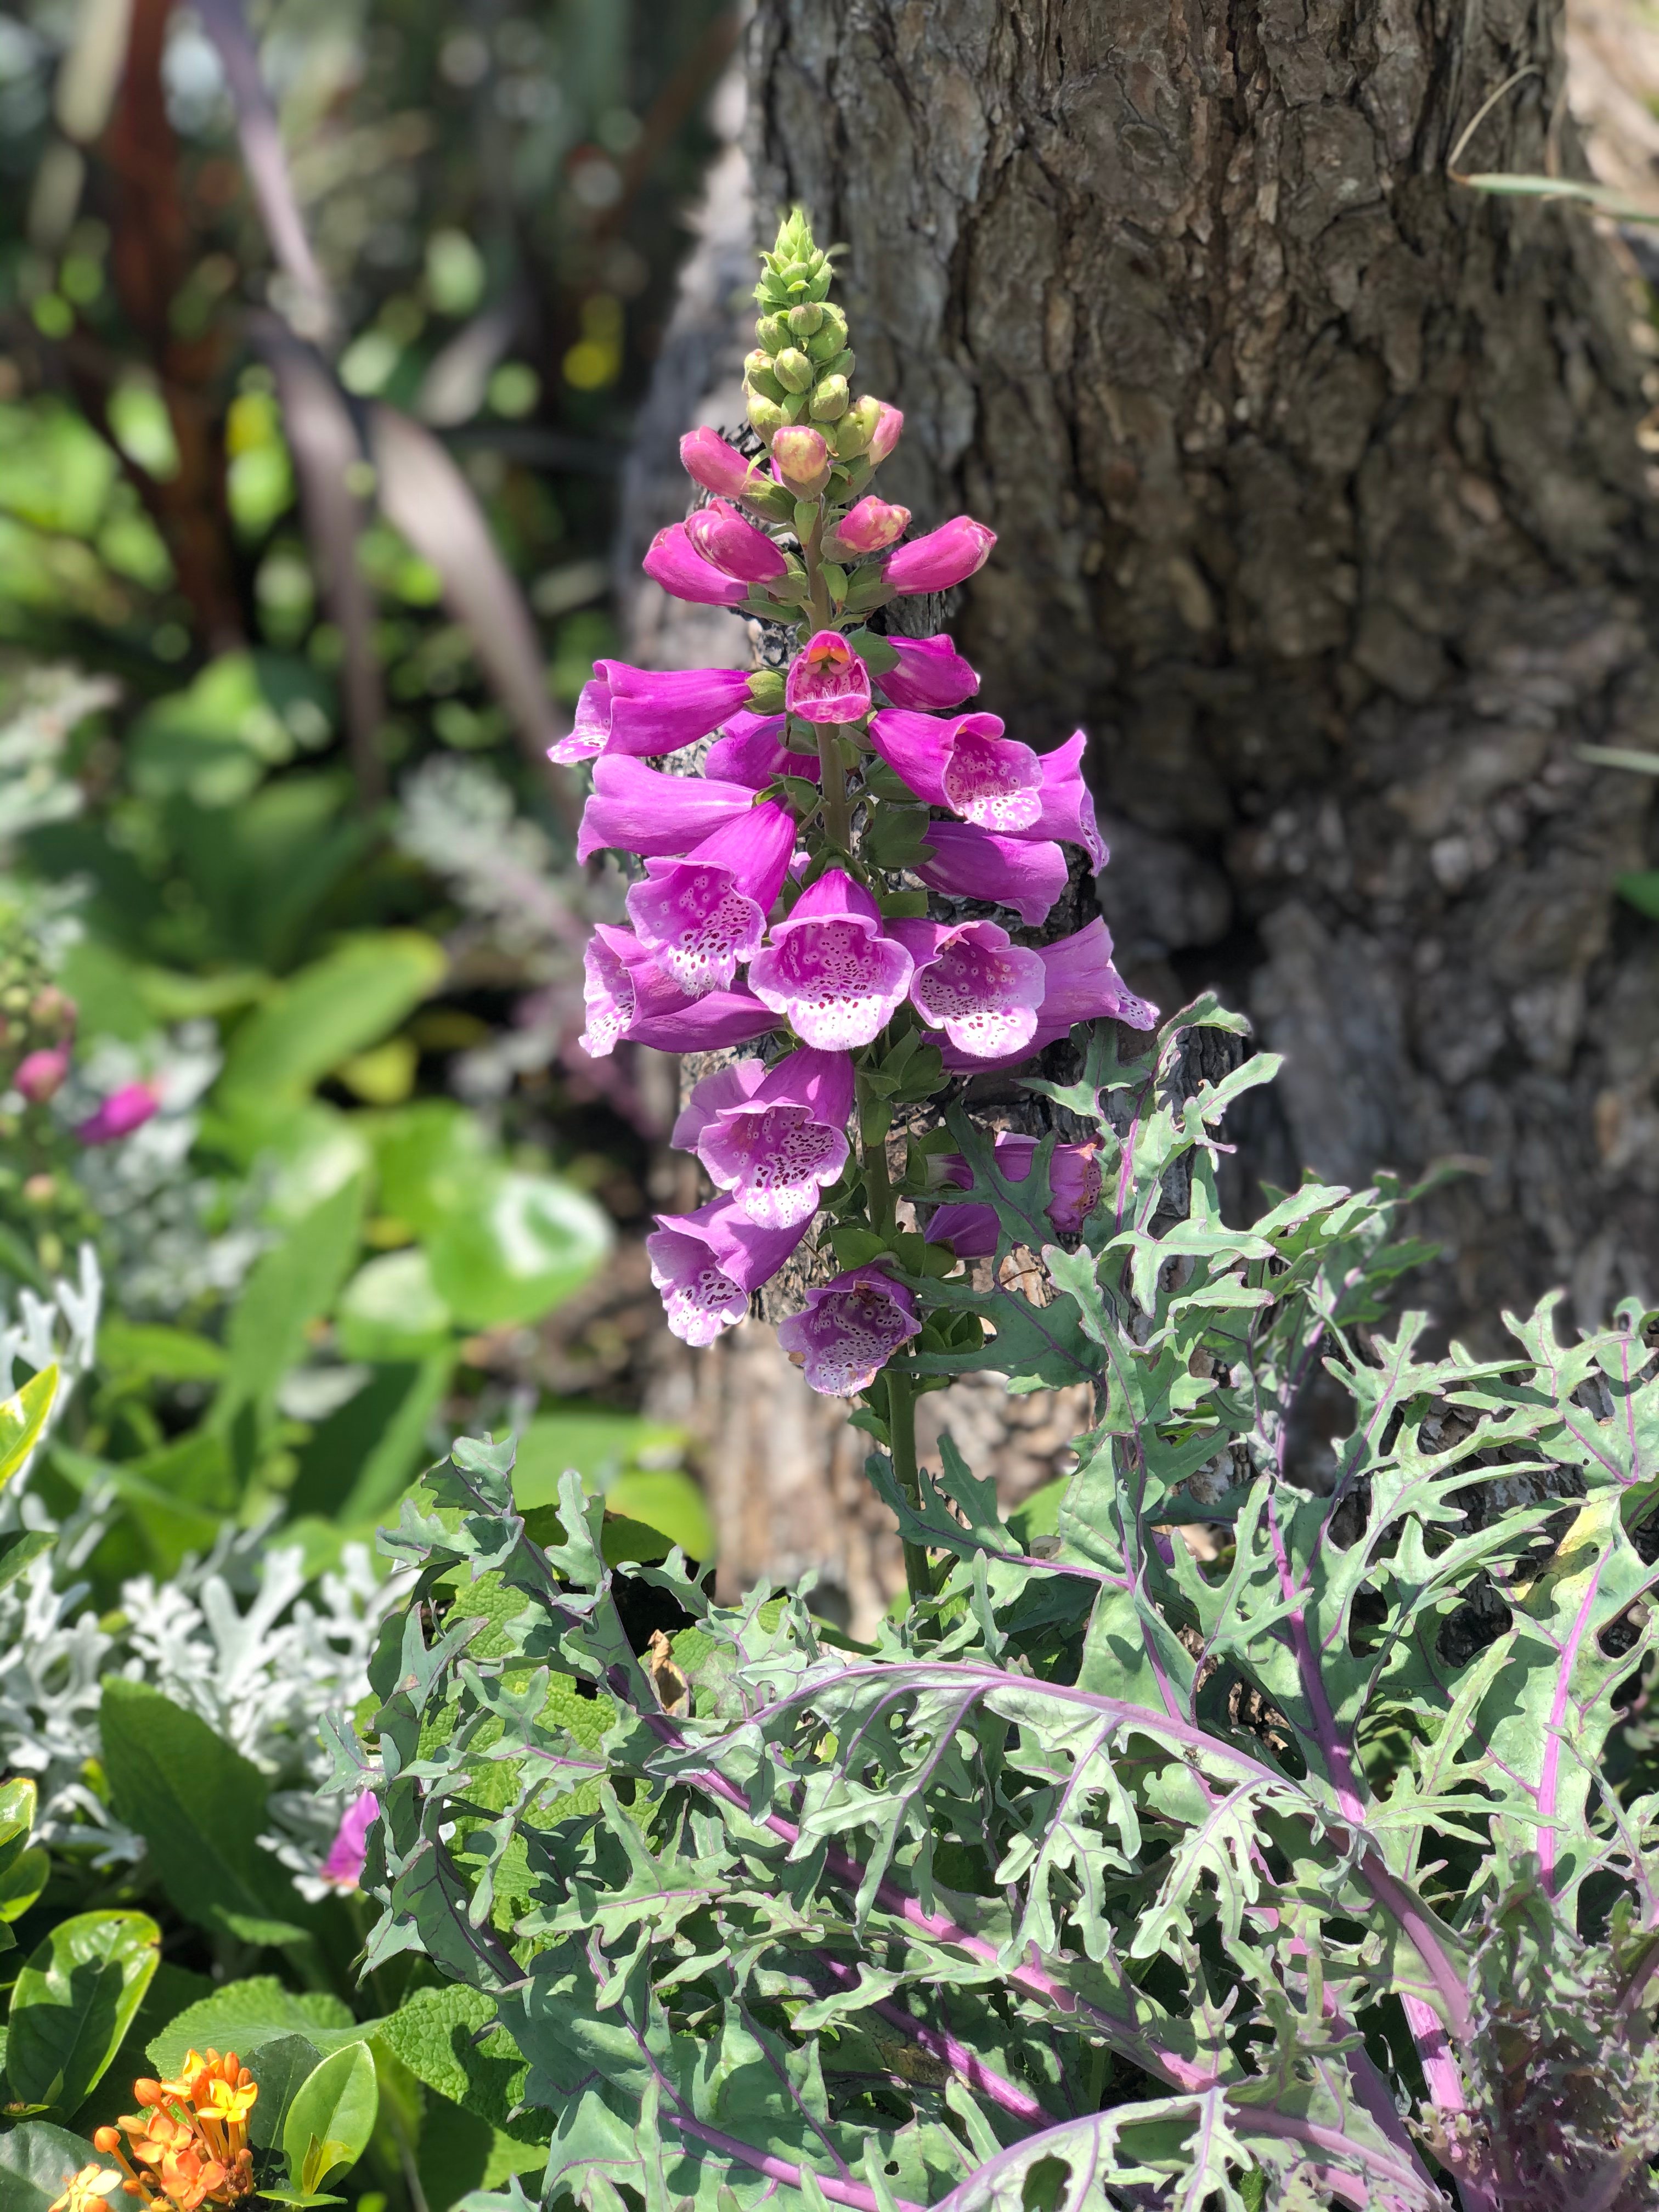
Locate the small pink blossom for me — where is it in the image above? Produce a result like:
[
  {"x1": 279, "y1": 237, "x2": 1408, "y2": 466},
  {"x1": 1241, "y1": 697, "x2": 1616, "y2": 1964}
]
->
[
  {"x1": 748, "y1": 868, "x2": 914, "y2": 1051},
  {"x1": 771, "y1": 426, "x2": 832, "y2": 496},
  {"x1": 680, "y1": 426, "x2": 761, "y2": 499},
  {"x1": 642, "y1": 522, "x2": 752, "y2": 606},
  {"x1": 75, "y1": 1082, "x2": 158, "y2": 1146},
  {"x1": 868, "y1": 708, "x2": 1042, "y2": 833},
  {"x1": 824, "y1": 496, "x2": 910, "y2": 561},
  {"x1": 685, "y1": 499, "x2": 789, "y2": 584},
  {"x1": 867, "y1": 403, "x2": 904, "y2": 465},
  {"x1": 778, "y1": 1265, "x2": 921, "y2": 1396},
  {"x1": 14, "y1": 1048, "x2": 70, "y2": 1105},
  {"x1": 626, "y1": 802, "x2": 797, "y2": 996},
  {"x1": 915, "y1": 822, "x2": 1068, "y2": 929},
  {"x1": 892, "y1": 917, "x2": 1047, "y2": 1061},
  {"x1": 883, "y1": 516, "x2": 995, "y2": 596},
  {"x1": 877, "y1": 636, "x2": 980, "y2": 713},
  {"x1": 785, "y1": 632, "x2": 873, "y2": 727},
  {"x1": 647, "y1": 1195, "x2": 809, "y2": 1346},
  {"x1": 321, "y1": 1790, "x2": 380, "y2": 1889}
]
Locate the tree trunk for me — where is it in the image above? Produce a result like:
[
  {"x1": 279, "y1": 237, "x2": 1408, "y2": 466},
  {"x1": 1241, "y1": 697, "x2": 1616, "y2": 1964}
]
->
[{"x1": 751, "y1": 0, "x2": 1659, "y2": 1343}]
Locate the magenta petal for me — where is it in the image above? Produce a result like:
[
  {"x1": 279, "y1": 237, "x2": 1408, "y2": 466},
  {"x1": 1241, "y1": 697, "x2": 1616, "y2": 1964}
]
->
[
  {"x1": 695, "y1": 1046, "x2": 856, "y2": 1229},
  {"x1": 867, "y1": 403, "x2": 903, "y2": 465},
  {"x1": 777, "y1": 1265, "x2": 921, "y2": 1396},
  {"x1": 895, "y1": 917, "x2": 1046, "y2": 1059},
  {"x1": 824, "y1": 495, "x2": 910, "y2": 560},
  {"x1": 75, "y1": 1081, "x2": 158, "y2": 1146},
  {"x1": 626, "y1": 802, "x2": 796, "y2": 994},
  {"x1": 749, "y1": 872, "x2": 912, "y2": 1050},
  {"x1": 685, "y1": 498, "x2": 789, "y2": 583},
  {"x1": 15, "y1": 1048, "x2": 69, "y2": 1104},
  {"x1": 1028, "y1": 731, "x2": 1109, "y2": 870},
  {"x1": 648, "y1": 1195, "x2": 809, "y2": 1345},
  {"x1": 703, "y1": 713, "x2": 820, "y2": 789},
  {"x1": 672, "y1": 1058, "x2": 769, "y2": 1150},
  {"x1": 553, "y1": 674, "x2": 614, "y2": 763},
  {"x1": 628, "y1": 990, "x2": 781, "y2": 1054},
  {"x1": 915, "y1": 822, "x2": 1068, "y2": 928},
  {"x1": 577, "y1": 757, "x2": 759, "y2": 864},
  {"x1": 924, "y1": 1200, "x2": 999, "y2": 1259},
  {"x1": 599, "y1": 663, "x2": 754, "y2": 759},
  {"x1": 642, "y1": 522, "x2": 751, "y2": 606},
  {"x1": 681, "y1": 426, "x2": 759, "y2": 499},
  {"x1": 785, "y1": 631, "x2": 874, "y2": 726},
  {"x1": 883, "y1": 516, "x2": 995, "y2": 596},
  {"x1": 580, "y1": 926, "x2": 780, "y2": 1056},
  {"x1": 877, "y1": 636, "x2": 980, "y2": 712},
  {"x1": 1032, "y1": 918, "x2": 1156, "y2": 1034},
  {"x1": 867, "y1": 708, "x2": 1040, "y2": 830},
  {"x1": 321, "y1": 1790, "x2": 380, "y2": 1888}
]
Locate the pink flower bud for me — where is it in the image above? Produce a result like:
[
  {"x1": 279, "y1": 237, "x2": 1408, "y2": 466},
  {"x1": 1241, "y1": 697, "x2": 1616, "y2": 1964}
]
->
[
  {"x1": 877, "y1": 636, "x2": 980, "y2": 713},
  {"x1": 684, "y1": 499, "x2": 789, "y2": 584},
  {"x1": 867, "y1": 403, "x2": 904, "y2": 465},
  {"x1": 75, "y1": 1081, "x2": 159, "y2": 1146},
  {"x1": 642, "y1": 523, "x2": 751, "y2": 606},
  {"x1": 680, "y1": 426, "x2": 760, "y2": 499},
  {"x1": 14, "y1": 1048, "x2": 69, "y2": 1104},
  {"x1": 883, "y1": 516, "x2": 995, "y2": 596},
  {"x1": 784, "y1": 631, "x2": 873, "y2": 727},
  {"x1": 770, "y1": 426, "x2": 832, "y2": 496},
  {"x1": 824, "y1": 496, "x2": 910, "y2": 561}
]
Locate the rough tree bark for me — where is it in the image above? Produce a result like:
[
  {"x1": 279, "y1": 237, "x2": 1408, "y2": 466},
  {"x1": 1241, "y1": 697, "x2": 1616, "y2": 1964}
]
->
[{"x1": 750, "y1": 0, "x2": 1659, "y2": 1341}]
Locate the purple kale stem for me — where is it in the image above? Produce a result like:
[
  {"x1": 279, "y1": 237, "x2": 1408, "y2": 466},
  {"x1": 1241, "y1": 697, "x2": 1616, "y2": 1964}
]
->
[
  {"x1": 814, "y1": 1956, "x2": 1049, "y2": 2125},
  {"x1": 664, "y1": 2113, "x2": 926, "y2": 2212},
  {"x1": 1535, "y1": 1553, "x2": 1606, "y2": 1894}
]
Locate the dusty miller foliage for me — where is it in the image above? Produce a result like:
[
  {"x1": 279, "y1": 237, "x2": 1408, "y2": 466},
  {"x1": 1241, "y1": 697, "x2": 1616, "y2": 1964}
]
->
[{"x1": 334, "y1": 1003, "x2": 1659, "y2": 2212}]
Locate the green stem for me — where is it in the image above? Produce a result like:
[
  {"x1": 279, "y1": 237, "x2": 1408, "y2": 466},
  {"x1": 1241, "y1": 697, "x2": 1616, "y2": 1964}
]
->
[
  {"x1": 817, "y1": 721, "x2": 853, "y2": 853},
  {"x1": 884, "y1": 1359, "x2": 933, "y2": 1606}
]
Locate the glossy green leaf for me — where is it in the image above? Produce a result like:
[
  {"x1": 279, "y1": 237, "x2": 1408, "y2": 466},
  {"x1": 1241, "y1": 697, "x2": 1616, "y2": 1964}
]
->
[
  {"x1": 216, "y1": 1172, "x2": 367, "y2": 1436},
  {"x1": 0, "y1": 2120, "x2": 122, "y2": 2211},
  {"x1": 283, "y1": 2039, "x2": 379, "y2": 2194},
  {"x1": 217, "y1": 931, "x2": 445, "y2": 1122},
  {"x1": 0, "y1": 1848, "x2": 49, "y2": 1925},
  {"x1": 0, "y1": 1365, "x2": 57, "y2": 1489},
  {"x1": 605, "y1": 1470, "x2": 714, "y2": 1561},
  {"x1": 0, "y1": 1528, "x2": 52, "y2": 1596},
  {"x1": 5, "y1": 1910, "x2": 160, "y2": 2116},
  {"x1": 96, "y1": 1321, "x2": 229, "y2": 1382},
  {"x1": 246, "y1": 2032, "x2": 326, "y2": 2150},
  {"x1": 511, "y1": 1407, "x2": 685, "y2": 1508},
  {"x1": 100, "y1": 1683, "x2": 312, "y2": 1948},
  {"x1": 148, "y1": 1978, "x2": 367, "y2": 2080},
  {"x1": 426, "y1": 1168, "x2": 610, "y2": 1329}
]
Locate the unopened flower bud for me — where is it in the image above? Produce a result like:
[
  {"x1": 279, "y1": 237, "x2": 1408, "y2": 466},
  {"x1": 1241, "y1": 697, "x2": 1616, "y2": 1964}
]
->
[
  {"x1": 680, "y1": 426, "x2": 758, "y2": 500},
  {"x1": 14, "y1": 1046, "x2": 69, "y2": 1103},
  {"x1": 771, "y1": 425, "x2": 832, "y2": 496},
  {"x1": 788, "y1": 302, "x2": 823, "y2": 341},
  {"x1": 772, "y1": 348, "x2": 815, "y2": 395},
  {"x1": 746, "y1": 668, "x2": 786, "y2": 713},
  {"x1": 806, "y1": 307, "x2": 848, "y2": 360},
  {"x1": 744, "y1": 353, "x2": 786, "y2": 403},
  {"x1": 820, "y1": 349, "x2": 855, "y2": 383},
  {"x1": 757, "y1": 313, "x2": 789, "y2": 353},
  {"x1": 825, "y1": 495, "x2": 911, "y2": 561},
  {"x1": 94, "y1": 2126, "x2": 123, "y2": 2151},
  {"x1": 809, "y1": 375, "x2": 849, "y2": 422},
  {"x1": 747, "y1": 391, "x2": 788, "y2": 438},
  {"x1": 867, "y1": 402, "x2": 904, "y2": 464},
  {"x1": 829, "y1": 396, "x2": 881, "y2": 460}
]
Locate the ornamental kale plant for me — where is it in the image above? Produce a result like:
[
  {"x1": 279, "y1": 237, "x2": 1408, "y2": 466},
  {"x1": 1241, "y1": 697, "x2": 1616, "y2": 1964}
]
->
[{"x1": 332, "y1": 216, "x2": 1659, "y2": 2212}]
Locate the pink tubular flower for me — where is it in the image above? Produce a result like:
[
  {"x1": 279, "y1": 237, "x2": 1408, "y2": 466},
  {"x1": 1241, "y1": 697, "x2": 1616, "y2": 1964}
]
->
[
  {"x1": 321, "y1": 1790, "x2": 380, "y2": 1889},
  {"x1": 938, "y1": 917, "x2": 1158, "y2": 1071},
  {"x1": 891, "y1": 917, "x2": 1047, "y2": 1061},
  {"x1": 575, "y1": 757, "x2": 760, "y2": 864},
  {"x1": 647, "y1": 1195, "x2": 810, "y2": 1347},
  {"x1": 785, "y1": 631, "x2": 873, "y2": 726},
  {"x1": 675, "y1": 1047, "x2": 854, "y2": 1231},
  {"x1": 771, "y1": 425, "x2": 832, "y2": 496},
  {"x1": 1026, "y1": 731, "x2": 1109, "y2": 871},
  {"x1": 75, "y1": 1081, "x2": 157, "y2": 1146},
  {"x1": 685, "y1": 498, "x2": 789, "y2": 583},
  {"x1": 915, "y1": 822, "x2": 1069, "y2": 929},
  {"x1": 877, "y1": 635, "x2": 980, "y2": 713},
  {"x1": 883, "y1": 516, "x2": 995, "y2": 596},
  {"x1": 554, "y1": 661, "x2": 755, "y2": 765},
  {"x1": 626, "y1": 801, "x2": 797, "y2": 995},
  {"x1": 642, "y1": 522, "x2": 752, "y2": 605},
  {"x1": 824, "y1": 496, "x2": 910, "y2": 561},
  {"x1": 681, "y1": 426, "x2": 761, "y2": 499},
  {"x1": 777, "y1": 1265, "x2": 921, "y2": 1396},
  {"x1": 867, "y1": 403, "x2": 904, "y2": 465},
  {"x1": 703, "y1": 713, "x2": 820, "y2": 789},
  {"x1": 926, "y1": 1136, "x2": 1103, "y2": 1255},
  {"x1": 14, "y1": 1048, "x2": 70, "y2": 1104},
  {"x1": 748, "y1": 868, "x2": 914, "y2": 1050},
  {"x1": 579, "y1": 925, "x2": 778, "y2": 1058},
  {"x1": 868, "y1": 707, "x2": 1042, "y2": 833}
]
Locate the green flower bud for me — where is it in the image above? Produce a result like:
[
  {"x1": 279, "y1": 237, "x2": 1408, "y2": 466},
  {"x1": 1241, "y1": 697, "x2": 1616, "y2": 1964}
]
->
[
  {"x1": 788, "y1": 302, "x2": 824, "y2": 341},
  {"x1": 772, "y1": 347, "x2": 815, "y2": 394},
  {"x1": 744, "y1": 350, "x2": 786, "y2": 402},
  {"x1": 747, "y1": 667, "x2": 786, "y2": 713},
  {"x1": 746, "y1": 391, "x2": 788, "y2": 437},
  {"x1": 829, "y1": 395, "x2": 879, "y2": 459},
  {"x1": 739, "y1": 478, "x2": 798, "y2": 523},
  {"x1": 757, "y1": 313, "x2": 789, "y2": 353},
  {"x1": 805, "y1": 312, "x2": 847, "y2": 362},
  {"x1": 808, "y1": 374, "x2": 850, "y2": 422},
  {"x1": 806, "y1": 265, "x2": 833, "y2": 302}
]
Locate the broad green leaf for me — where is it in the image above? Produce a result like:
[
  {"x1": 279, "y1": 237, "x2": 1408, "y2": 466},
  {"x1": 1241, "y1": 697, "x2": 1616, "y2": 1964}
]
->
[
  {"x1": 426, "y1": 1169, "x2": 610, "y2": 1329},
  {"x1": 511, "y1": 1408, "x2": 685, "y2": 1505},
  {"x1": 96, "y1": 1321, "x2": 228, "y2": 1382},
  {"x1": 5, "y1": 1910, "x2": 160, "y2": 2116},
  {"x1": 216, "y1": 1172, "x2": 367, "y2": 1436},
  {"x1": 1615, "y1": 868, "x2": 1659, "y2": 922},
  {"x1": 335, "y1": 1249, "x2": 453, "y2": 1361},
  {"x1": 127, "y1": 652, "x2": 297, "y2": 805},
  {"x1": 217, "y1": 931, "x2": 446, "y2": 1122},
  {"x1": 368, "y1": 1099, "x2": 491, "y2": 1234},
  {"x1": 148, "y1": 1978, "x2": 369, "y2": 2080},
  {"x1": 0, "y1": 1365, "x2": 57, "y2": 1488},
  {"x1": 100, "y1": 1682, "x2": 312, "y2": 1948},
  {"x1": 0, "y1": 1848, "x2": 49, "y2": 1925},
  {"x1": 605, "y1": 1471, "x2": 714, "y2": 1561},
  {"x1": 0, "y1": 2119, "x2": 122, "y2": 2212},
  {"x1": 374, "y1": 1985, "x2": 540, "y2": 2138},
  {"x1": 246, "y1": 2032, "x2": 326, "y2": 2149},
  {"x1": 288, "y1": 1352, "x2": 453, "y2": 1523},
  {"x1": 283, "y1": 2040, "x2": 379, "y2": 2194}
]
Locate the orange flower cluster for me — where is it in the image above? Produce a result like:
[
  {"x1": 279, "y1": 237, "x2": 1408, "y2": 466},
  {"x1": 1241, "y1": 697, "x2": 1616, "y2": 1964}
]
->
[{"x1": 80, "y1": 2049, "x2": 258, "y2": 2211}]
